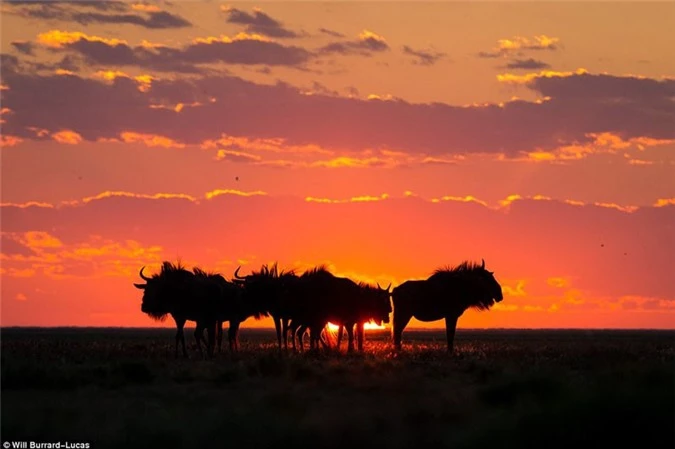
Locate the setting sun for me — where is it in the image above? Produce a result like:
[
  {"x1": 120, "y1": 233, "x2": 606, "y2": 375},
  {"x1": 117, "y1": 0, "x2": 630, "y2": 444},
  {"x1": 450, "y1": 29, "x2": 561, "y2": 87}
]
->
[{"x1": 327, "y1": 322, "x2": 387, "y2": 331}]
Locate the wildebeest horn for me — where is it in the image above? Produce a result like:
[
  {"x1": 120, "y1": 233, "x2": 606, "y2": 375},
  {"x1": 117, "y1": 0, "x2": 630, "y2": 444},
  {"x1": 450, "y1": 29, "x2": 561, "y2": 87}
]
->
[
  {"x1": 234, "y1": 266, "x2": 246, "y2": 280},
  {"x1": 377, "y1": 282, "x2": 392, "y2": 292},
  {"x1": 139, "y1": 266, "x2": 151, "y2": 281},
  {"x1": 481, "y1": 258, "x2": 485, "y2": 269}
]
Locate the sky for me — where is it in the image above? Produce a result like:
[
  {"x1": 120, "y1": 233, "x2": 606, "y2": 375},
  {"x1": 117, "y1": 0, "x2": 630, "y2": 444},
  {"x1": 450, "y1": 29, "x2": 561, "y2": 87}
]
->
[{"x1": 1, "y1": 1, "x2": 674, "y2": 329}]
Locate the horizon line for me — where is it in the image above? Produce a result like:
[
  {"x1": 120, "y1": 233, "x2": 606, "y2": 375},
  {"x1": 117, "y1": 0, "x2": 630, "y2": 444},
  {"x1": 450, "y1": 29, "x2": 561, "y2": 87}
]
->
[{"x1": 2, "y1": 326, "x2": 674, "y2": 332}]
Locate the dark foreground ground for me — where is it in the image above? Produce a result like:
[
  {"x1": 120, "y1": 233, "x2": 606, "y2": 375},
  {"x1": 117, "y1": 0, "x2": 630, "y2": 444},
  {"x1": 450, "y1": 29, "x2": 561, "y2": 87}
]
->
[{"x1": 2, "y1": 328, "x2": 674, "y2": 449}]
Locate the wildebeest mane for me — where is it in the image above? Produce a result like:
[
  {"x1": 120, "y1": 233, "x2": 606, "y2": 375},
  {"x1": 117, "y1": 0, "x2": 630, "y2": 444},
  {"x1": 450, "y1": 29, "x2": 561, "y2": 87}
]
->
[
  {"x1": 429, "y1": 260, "x2": 485, "y2": 280},
  {"x1": 192, "y1": 266, "x2": 225, "y2": 282},
  {"x1": 150, "y1": 260, "x2": 192, "y2": 281},
  {"x1": 427, "y1": 260, "x2": 499, "y2": 311},
  {"x1": 301, "y1": 265, "x2": 334, "y2": 278},
  {"x1": 357, "y1": 281, "x2": 380, "y2": 292},
  {"x1": 250, "y1": 262, "x2": 296, "y2": 279},
  {"x1": 237, "y1": 263, "x2": 296, "y2": 321}
]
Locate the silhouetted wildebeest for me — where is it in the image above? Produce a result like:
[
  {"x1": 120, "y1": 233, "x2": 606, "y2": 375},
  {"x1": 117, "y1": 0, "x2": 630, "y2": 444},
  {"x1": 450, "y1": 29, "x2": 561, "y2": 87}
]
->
[
  {"x1": 283, "y1": 266, "x2": 355, "y2": 350},
  {"x1": 191, "y1": 267, "x2": 254, "y2": 352},
  {"x1": 333, "y1": 282, "x2": 392, "y2": 352},
  {"x1": 284, "y1": 266, "x2": 392, "y2": 352},
  {"x1": 288, "y1": 320, "x2": 331, "y2": 351},
  {"x1": 233, "y1": 263, "x2": 298, "y2": 350},
  {"x1": 134, "y1": 262, "x2": 244, "y2": 357},
  {"x1": 391, "y1": 259, "x2": 503, "y2": 352},
  {"x1": 135, "y1": 262, "x2": 218, "y2": 357}
]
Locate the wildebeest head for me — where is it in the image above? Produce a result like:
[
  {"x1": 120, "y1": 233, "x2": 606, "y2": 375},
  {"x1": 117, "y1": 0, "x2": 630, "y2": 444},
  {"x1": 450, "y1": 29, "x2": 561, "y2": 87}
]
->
[
  {"x1": 134, "y1": 262, "x2": 192, "y2": 321},
  {"x1": 429, "y1": 259, "x2": 504, "y2": 311},
  {"x1": 460, "y1": 259, "x2": 503, "y2": 310},
  {"x1": 476, "y1": 259, "x2": 503, "y2": 304},
  {"x1": 232, "y1": 263, "x2": 296, "y2": 316},
  {"x1": 361, "y1": 282, "x2": 392, "y2": 325},
  {"x1": 192, "y1": 266, "x2": 247, "y2": 318}
]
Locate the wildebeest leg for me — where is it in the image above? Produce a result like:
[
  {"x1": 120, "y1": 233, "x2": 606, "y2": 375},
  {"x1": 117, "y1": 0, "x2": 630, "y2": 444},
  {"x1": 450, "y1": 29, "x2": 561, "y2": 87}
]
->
[
  {"x1": 319, "y1": 327, "x2": 330, "y2": 350},
  {"x1": 313, "y1": 325, "x2": 325, "y2": 350},
  {"x1": 445, "y1": 315, "x2": 459, "y2": 353},
  {"x1": 308, "y1": 326, "x2": 315, "y2": 351},
  {"x1": 273, "y1": 316, "x2": 283, "y2": 350},
  {"x1": 295, "y1": 323, "x2": 307, "y2": 351},
  {"x1": 206, "y1": 322, "x2": 216, "y2": 358},
  {"x1": 336, "y1": 325, "x2": 344, "y2": 351},
  {"x1": 194, "y1": 325, "x2": 204, "y2": 355},
  {"x1": 228, "y1": 320, "x2": 241, "y2": 352},
  {"x1": 297, "y1": 325, "x2": 307, "y2": 352},
  {"x1": 392, "y1": 311, "x2": 412, "y2": 351},
  {"x1": 295, "y1": 324, "x2": 305, "y2": 352},
  {"x1": 281, "y1": 318, "x2": 287, "y2": 350},
  {"x1": 298, "y1": 324, "x2": 312, "y2": 351},
  {"x1": 174, "y1": 317, "x2": 187, "y2": 358},
  {"x1": 346, "y1": 324, "x2": 355, "y2": 353},
  {"x1": 216, "y1": 321, "x2": 223, "y2": 353},
  {"x1": 289, "y1": 320, "x2": 298, "y2": 351},
  {"x1": 357, "y1": 322, "x2": 365, "y2": 352},
  {"x1": 309, "y1": 325, "x2": 320, "y2": 350},
  {"x1": 282, "y1": 318, "x2": 291, "y2": 351},
  {"x1": 288, "y1": 319, "x2": 296, "y2": 351}
]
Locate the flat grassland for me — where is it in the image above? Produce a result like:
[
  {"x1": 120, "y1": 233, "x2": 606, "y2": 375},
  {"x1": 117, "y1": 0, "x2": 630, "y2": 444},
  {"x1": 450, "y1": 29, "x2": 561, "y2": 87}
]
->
[{"x1": 2, "y1": 328, "x2": 674, "y2": 449}]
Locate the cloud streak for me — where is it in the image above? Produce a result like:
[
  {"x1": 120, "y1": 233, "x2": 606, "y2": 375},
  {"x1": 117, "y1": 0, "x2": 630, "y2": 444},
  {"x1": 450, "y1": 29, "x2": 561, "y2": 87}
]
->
[
  {"x1": 319, "y1": 30, "x2": 390, "y2": 56},
  {"x1": 31, "y1": 30, "x2": 313, "y2": 73},
  {"x1": 2, "y1": 66, "x2": 673, "y2": 157},
  {"x1": 504, "y1": 58, "x2": 551, "y2": 70},
  {"x1": 222, "y1": 7, "x2": 303, "y2": 38},
  {"x1": 479, "y1": 35, "x2": 561, "y2": 58},
  {"x1": 5, "y1": 1, "x2": 191, "y2": 29},
  {"x1": 2, "y1": 190, "x2": 673, "y2": 306},
  {"x1": 402, "y1": 45, "x2": 447, "y2": 66},
  {"x1": 318, "y1": 28, "x2": 345, "y2": 38}
]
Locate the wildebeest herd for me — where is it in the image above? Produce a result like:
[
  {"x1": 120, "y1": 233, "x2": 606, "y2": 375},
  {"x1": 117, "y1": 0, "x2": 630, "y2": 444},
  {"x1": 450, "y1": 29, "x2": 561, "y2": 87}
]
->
[{"x1": 133, "y1": 259, "x2": 504, "y2": 357}]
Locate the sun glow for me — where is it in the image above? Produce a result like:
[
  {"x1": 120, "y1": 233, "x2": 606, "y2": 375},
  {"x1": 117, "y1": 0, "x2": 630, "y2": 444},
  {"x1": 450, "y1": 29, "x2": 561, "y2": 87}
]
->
[{"x1": 326, "y1": 321, "x2": 386, "y2": 331}]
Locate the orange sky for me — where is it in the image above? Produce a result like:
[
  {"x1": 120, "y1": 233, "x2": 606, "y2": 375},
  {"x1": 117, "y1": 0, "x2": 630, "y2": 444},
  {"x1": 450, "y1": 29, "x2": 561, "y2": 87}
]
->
[{"x1": 1, "y1": 1, "x2": 674, "y2": 329}]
